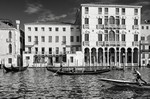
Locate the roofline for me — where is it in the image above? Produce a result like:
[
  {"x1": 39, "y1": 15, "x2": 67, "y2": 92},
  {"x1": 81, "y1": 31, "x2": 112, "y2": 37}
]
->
[
  {"x1": 81, "y1": 4, "x2": 142, "y2": 8},
  {"x1": 24, "y1": 23, "x2": 79, "y2": 26}
]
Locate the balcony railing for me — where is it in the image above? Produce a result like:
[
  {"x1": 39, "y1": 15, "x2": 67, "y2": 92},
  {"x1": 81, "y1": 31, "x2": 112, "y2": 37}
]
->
[
  {"x1": 96, "y1": 41, "x2": 103, "y2": 46},
  {"x1": 132, "y1": 25, "x2": 139, "y2": 30},
  {"x1": 83, "y1": 24, "x2": 89, "y2": 29},
  {"x1": 104, "y1": 24, "x2": 121, "y2": 29},
  {"x1": 120, "y1": 25, "x2": 126, "y2": 29},
  {"x1": 83, "y1": 41, "x2": 89, "y2": 46},
  {"x1": 141, "y1": 41, "x2": 150, "y2": 44},
  {"x1": 103, "y1": 41, "x2": 126, "y2": 46},
  {"x1": 132, "y1": 41, "x2": 139, "y2": 46},
  {"x1": 6, "y1": 38, "x2": 12, "y2": 43},
  {"x1": 96, "y1": 24, "x2": 104, "y2": 29}
]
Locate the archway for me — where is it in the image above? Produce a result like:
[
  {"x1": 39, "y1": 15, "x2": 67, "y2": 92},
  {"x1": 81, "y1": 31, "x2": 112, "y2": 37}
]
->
[
  {"x1": 120, "y1": 48, "x2": 125, "y2": 63},
  {"x1": 84, "y1": 48, "x2": 90, "y2": 63},
  {"x1": 98, "y1": 48, "x2": 103, "y2": 64},
  {"x1": 91, "y1": 48, "x2": 96, "y2": 64},
  {"x1": 127, "y1": 48, "x2": 132, "y2": 63},
  {"x1": 109, "y1": 48, "x2": 115, "y2": 65},
  {"x1": 133, "y1": 48, "x2": 138, "y2": 63},
  {"x1": 109, "y1": 30, "x2": 115, "y2": 41}
]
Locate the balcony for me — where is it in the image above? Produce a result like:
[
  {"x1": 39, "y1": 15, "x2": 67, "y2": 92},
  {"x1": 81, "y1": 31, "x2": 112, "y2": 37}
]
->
[
  {"x1": 104, "y1": 41, "x2": 119, "y2": 46},
  {"x1": 132, "y1": 41, "x2": 139, "y2": 46},
  {"x1": 96, "y1": 24, "x2": 104, "y2": 29},
  {"x1": 83, "y1": 41, "x2": 89, "y2": 46},
  {"x1": 132, "y1": 25, "x2": 139, "y2": 30},
  {"x1": 120, "y1": 25, "x2": 126, "y2": 29},
  {"x1": 141, "y1": 41, "x2": 150, "y2": 44},
  {"x1": 104, "y1": 24, "x2": 120, "y2": 29},
  {"x1": 83, "y1": 24, "x2": 89, "y2": 29},
  {"x1": 6, "y1": 38, "x2": 12, "y2": 43},
  {"x1": 120, "y1": 41, "x2": 126, "y2": 46},
  {"x1": 96, "y1": 41, "x2": 103, "y2": 46}
]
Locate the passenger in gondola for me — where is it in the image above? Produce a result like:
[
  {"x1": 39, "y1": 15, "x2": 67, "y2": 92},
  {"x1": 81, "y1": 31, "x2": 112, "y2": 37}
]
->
[
  {"x1": 133, "y1": 69, "x2": 147, "y2": 85},
  {"x1": 60, "y1": 64, "x2": 63, "y2": 71}
]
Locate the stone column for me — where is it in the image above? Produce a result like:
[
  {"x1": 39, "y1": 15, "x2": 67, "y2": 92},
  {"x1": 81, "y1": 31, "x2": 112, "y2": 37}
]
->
[
  {"x1": 89, "y1": 51, "x2": 91, "y2": 66},
  {"x1": 132, "y1": 50, "x2": 134, "y2": 67},
  {"x1": 125, "y1": 50, "x2": 127, "y2": 66},
  {"x1": 107, "y1": 49, "x2": 109, "y2": 66},
  {"x1": 103, "y1": 49, "x2": 105, "y2": 66}
]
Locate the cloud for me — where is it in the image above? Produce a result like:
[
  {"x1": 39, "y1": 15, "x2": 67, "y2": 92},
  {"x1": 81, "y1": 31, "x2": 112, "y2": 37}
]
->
[
  {"x1": 25, "y1": 3, "x2": 43, "y2": 14},
  {"x1": 37, "y1": 10, "x2": 67, "y2": 21}
]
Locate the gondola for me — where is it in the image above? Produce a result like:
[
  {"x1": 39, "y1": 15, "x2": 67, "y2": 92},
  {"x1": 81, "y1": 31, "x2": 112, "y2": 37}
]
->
[
  {"x1": 46, "y1": 66, "x2": 111, "y2": 75},
  {"x1": 99, "y1": 78, "x2": 150, "y2": 90},
  {"x1": 3, "y1": 64, "x2": 29, "y2": 72}
]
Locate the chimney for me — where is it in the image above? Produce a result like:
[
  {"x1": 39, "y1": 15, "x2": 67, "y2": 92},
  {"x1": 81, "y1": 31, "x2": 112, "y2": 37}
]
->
[{"x1": 16, "y1": 20, "x2": 20, "y2": 30}]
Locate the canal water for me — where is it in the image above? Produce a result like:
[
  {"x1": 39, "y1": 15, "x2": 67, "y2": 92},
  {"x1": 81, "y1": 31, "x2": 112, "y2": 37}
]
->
[{"x1": 0, "y1": 67, "x2": 150, "y2": 99}]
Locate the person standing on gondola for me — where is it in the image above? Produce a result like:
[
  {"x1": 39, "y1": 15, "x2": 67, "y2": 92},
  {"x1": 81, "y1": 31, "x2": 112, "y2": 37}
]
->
[{"x1": 133, "y1": 69, "x2": 147, "y2": 85}]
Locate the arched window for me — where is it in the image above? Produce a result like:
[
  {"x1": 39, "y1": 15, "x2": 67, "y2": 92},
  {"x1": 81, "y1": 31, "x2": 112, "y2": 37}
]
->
[
  {"x1": 109, "y1": 16, "x2": 115, "y2": 24},
  {"x1": 9, "y1": 44, "x2": 12, "y2": 53},
  {"x1": 109, "y1": 30, "x2": 115, "y2": 41}
]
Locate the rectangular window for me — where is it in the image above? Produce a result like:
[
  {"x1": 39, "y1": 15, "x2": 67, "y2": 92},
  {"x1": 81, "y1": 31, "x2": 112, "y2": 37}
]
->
[
  {"x1": 35, "y1": 27, "x2": 38, "y2": 31},
  {"x1": 55, "y1": 36, "x2": 59, "y2": 42},
  {"x1": 141, "y1": 36, "x2": 145, "y2": 41},
  {"x1": 98, "y1": 18, "x2": 102, "y2": 24},
  {"x1": 146, "y1": 26, "x2": 149, "y2": 29},
  {"x1": 8, "y1": 58, "x2": 12, "y2": 63},
  {"x1": 41, "y1": 27, "x2": 45, "y2": 31},
  {"x1": 49, "y1": 27, "x2": 52, "y2": 31},
  {"x1": 85, "y1": 18, "x2": 89, "y2": 24},
  {"x1": 70, "y1": 36, "x2": 74, "y2": 42},
  {"x1": 28, "y1": 36, "x2": 31, "y2": 42},
  {"x1": 105, "y1": 8, "x2": 108, "y2": 14},
  {"x1": 35, "y1": 47, "x2": 38, "y2": 54},
  {"x1": 63, "y1": 27, "x2": 66, "y2": 31},
  {"x1": 49, "y1": 36, "x2": 52, "y2": 42},
  {"x1": 70, "y1": 57, "x2": 73, "y2": 63},
  {"x1": 85, "y1": 34, "x2": 89, "y2": 41},
  {"x1": 28, "y1": 27, "x2": 31, "y2": 31},
  {"x1": 98, "y1": 34, "x2": 102, "y2": 41},
  {"x1": 63, "y1": 47, "x2": 66, "y2": 54},
  {"x1": 134, "y1": 9, "x2": 138, "y2": 15},
  {"x1": 34, "y1": 36, "x2": 38, "y2": 44},
  {"x1": 85, "y1": 7, "x2": 89, "y2": 14},
  {"x1": 116, "y1": 34, "x2": 119, "y2": 41},
  {"x1": 76, "y1": 36, "x2": 80, "y2": 42},
  {"x1": 134, "y1": 19, "x2": 138, "y2": 25},
  {"x1": 105, "y1": 34, "x2": 108, "y2": 41},
  {"x1": 41, "y1": 36, "x2": 45, "y2": 42},
  {"x1": 122, "y1": 8, "x2": 125, "y2": 15},
  {"x1": 116, "y1": 16, "x2": 120, "y2": 25},
  {"x1": 62, "y1": 36, "x2": 66, "y2": 42},
  {"x1": 142, "y1": 26, "x2": 144, "y2": 29},
  {"x1": 28, "y1": 47, "x2": 31, "y2": 53},
  {"x1": 116, "y1": 8, "x2": 119, "y2": 14},
  {"x1": 122, "y1": 34, "x2": 126, "y2": 41},
  {"x1": 142, "y1": 53, "x2": 145, "y2": 58},
  {"x1": 122, "y1": 19, "x2": 125, "y2": 25},
  {"x1": 55, "y1": 27, "x2": 59, "y2": 31},
  {"x1": 42, "y1": 47, "x2": 45, "y2": 54},
  {"x1": 56, "y1": 47, "x2": 59, "y2": 54},
  {"x1": 104, "y1": 16, "x2": 108, "y2": 25},
  {"x1": 98, "y1": 8, "x2": 102, "y2": 14},
  {"x1": 134, "y1": 34, "x2": 138, "y2": 41},
  {"x1": 49, "y1": 47, "x2": 52, "y2": 54}
]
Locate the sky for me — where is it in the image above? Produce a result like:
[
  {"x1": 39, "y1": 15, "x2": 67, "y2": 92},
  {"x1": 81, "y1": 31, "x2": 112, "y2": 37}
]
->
[{"x1": 0, "y1": 0, "x2": 150, "y2": 28}]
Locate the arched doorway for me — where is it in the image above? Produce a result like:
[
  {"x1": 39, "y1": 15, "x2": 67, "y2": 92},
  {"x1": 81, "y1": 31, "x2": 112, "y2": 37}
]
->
[
  {"x1": 133, "y1": 48, "x2": 138, "y2": 64},
  {"x1": 98, "y1": 48, "x2": 103, "y2": 65},
  {"x1": 109, "y1": 48, "x2": 115, "y2": 66},
  {"x1": 84, "y1": 48, "x2": 90, "y2": 64},
  {"x1": 121, "y1": 48, "x2": 126, "y2": 64},
  {"x1": 91, "y1": 48, "x2": 96, "y2": 64},
  {"x1": 127, "y1": 48, "x2": 132, "y2": 64}
]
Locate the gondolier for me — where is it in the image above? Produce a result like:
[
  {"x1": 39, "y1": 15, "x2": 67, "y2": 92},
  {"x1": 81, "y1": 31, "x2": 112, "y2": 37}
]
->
[{"x1": 133, "y1": 69, "x2": 147, "y2": 85}]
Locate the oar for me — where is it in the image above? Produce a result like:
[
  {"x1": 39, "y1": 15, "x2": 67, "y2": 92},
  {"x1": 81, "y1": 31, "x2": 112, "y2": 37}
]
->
[{"x1": 53, "y1": 69, "x2": 60, "y2": 76}]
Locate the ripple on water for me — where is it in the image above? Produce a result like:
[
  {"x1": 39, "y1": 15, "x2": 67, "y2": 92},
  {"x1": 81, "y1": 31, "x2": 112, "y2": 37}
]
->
[{"x1": 0, "y1": 67, "x2": 150, "y2": 98}]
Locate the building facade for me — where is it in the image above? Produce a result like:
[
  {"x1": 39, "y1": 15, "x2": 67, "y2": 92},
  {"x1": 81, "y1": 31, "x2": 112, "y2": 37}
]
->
[
  {"x1": 0, "y1": 19, "x2": 24, "y2": 67},
  {"x1": 80, "y1": 4, "x2": 142, "y2": 67},
  {"x1": 23, "y1": 22, "x2": 81, "y2": 67},
  {"x1": 140, "y1": 24, "x2": 150, "y2": 66}
]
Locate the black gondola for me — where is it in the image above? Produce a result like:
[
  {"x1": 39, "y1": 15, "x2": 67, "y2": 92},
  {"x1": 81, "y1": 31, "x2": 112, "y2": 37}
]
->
[
  {"x1": 46, "y1": 66, "x2": 110, "y2": 75},
  {"x1": 3, "y1": 64, "x2": 29, "y2": 72}
]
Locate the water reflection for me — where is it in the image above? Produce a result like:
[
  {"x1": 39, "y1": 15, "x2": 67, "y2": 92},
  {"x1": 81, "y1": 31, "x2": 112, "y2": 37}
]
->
[{"x1": 0, "y1": 67, "x2": 150, "y2": 98}]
